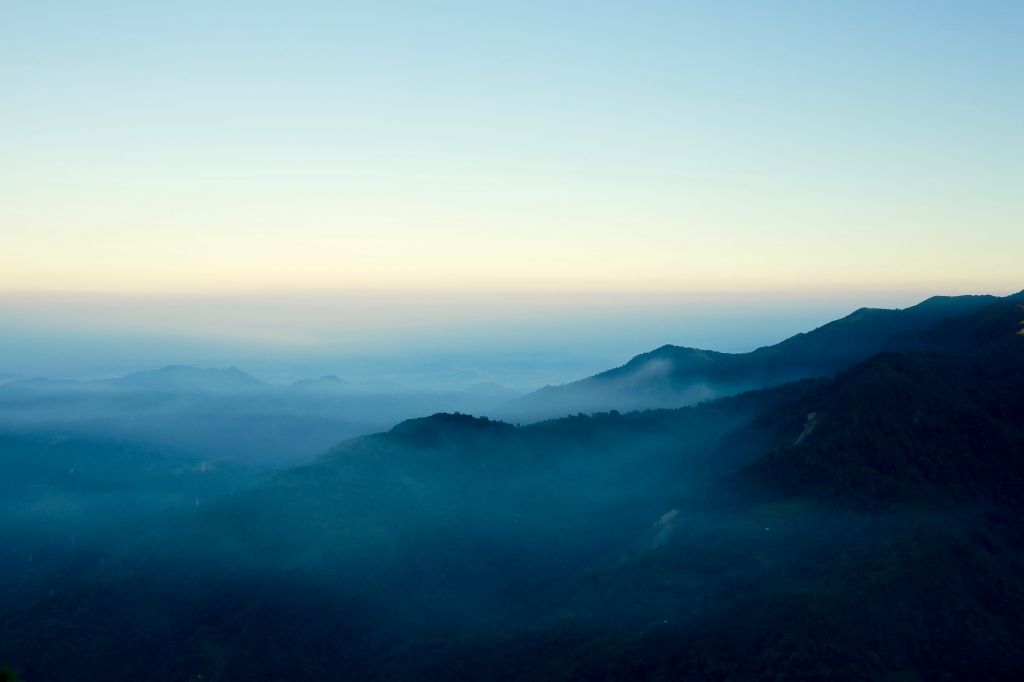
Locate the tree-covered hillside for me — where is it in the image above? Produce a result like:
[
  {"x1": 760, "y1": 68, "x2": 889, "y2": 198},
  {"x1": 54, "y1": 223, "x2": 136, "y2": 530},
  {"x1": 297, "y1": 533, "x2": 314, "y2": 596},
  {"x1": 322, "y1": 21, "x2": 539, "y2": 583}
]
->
[{"x1": 2, "y1": 295, "x2": 1022, "y2": 680}]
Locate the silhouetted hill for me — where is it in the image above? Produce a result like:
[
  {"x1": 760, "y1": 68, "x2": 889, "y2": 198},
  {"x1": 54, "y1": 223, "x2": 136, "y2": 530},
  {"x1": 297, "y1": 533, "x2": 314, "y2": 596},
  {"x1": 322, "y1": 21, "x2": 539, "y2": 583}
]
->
[
  {"x1": 500, "y1": 293, "x2": 999, "y2": 421},
  {"x1": 108, "y1": 365, "x2": 266, "y2": 392},
  {"x1": 733, "y1": 296, "x2": 1024, "y2": 506},
  {"x1": 895, "y1": 294, "x2": 1024, "y2": 355},
  {"x1": 288, "y1": 374, "x2": 352, "y2": 393}
]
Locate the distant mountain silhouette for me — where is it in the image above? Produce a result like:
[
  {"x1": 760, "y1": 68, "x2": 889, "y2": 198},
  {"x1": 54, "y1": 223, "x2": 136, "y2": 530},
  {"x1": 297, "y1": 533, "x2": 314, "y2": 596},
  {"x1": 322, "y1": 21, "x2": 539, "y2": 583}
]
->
[
  {"x1": 108, "y1": 365, "x2": 266, "y2": 392},
  {"x1": 0, "y1": 367, "x2": 526, "y2": 465},
  {"x1": 499, "y1": 293, "x2": 1000, "y2": 421},
  {"x1": 288, "y1": 374, "x2": 352, "y2": 393}
]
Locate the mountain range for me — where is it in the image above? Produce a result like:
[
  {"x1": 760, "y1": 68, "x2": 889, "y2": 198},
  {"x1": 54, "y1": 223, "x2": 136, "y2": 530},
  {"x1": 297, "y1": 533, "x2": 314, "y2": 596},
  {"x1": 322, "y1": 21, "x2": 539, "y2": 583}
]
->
[
  {"x1": 1, "y1": 290, "x2": 1022, "y2": 680},
  {"x1": 498, "y1": 293, "x2": 1002, "y2": 421},
  {"x1": 0, "y1": 367, "x2": 521, "y2": 465}
]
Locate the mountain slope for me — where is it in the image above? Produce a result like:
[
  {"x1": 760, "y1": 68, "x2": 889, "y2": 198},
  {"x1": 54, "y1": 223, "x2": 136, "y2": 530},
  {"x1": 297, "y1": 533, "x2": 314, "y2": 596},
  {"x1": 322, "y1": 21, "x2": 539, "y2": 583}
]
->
[
  {"x1": 499, "y1": 293, "x2": 999, "y2": 421},
  {"x1": 390, "y1": 297, "x2": 1024, "y2": 680},
  {"x1": 2, "y1": 294, "x2": 1023, "y2": 680},
  {"x1": 737, "y1": 296, "x2": 1024, "y2": 505}
]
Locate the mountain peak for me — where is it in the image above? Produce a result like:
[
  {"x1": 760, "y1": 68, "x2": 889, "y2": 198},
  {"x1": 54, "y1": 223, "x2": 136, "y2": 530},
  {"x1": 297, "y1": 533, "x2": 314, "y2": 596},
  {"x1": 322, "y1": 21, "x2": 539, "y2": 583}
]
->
[
  {"x1": 289, "y1": 375, "x2": 351, "y2": 392},
  {"x1": 378, "y1": 412, "x2": 517, "y2": 452},
  {"x1": 112, "y1": 365, "x2": 265, "y2": 392}
]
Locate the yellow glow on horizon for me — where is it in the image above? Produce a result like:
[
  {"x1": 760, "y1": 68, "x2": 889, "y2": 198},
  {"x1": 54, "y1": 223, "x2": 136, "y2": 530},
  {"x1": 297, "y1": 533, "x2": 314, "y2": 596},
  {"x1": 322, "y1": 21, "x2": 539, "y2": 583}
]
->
[{"x1": 4, "y1": 172, "x2": 1020, "y2": 296}]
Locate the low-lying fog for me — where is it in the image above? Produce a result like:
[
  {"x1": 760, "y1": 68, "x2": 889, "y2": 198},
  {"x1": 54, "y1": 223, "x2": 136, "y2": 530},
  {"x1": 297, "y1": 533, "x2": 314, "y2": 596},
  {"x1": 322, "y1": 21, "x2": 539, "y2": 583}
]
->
[{"x1": 0, "y1": 289, "x2": 957, "y2": 468}]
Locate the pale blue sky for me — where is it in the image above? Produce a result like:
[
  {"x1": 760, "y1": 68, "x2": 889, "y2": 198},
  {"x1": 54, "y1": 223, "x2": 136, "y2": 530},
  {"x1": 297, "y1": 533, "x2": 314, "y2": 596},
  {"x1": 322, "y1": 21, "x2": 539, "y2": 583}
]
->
[
  {"x1": 0, "y1": 2, "x2": 1021, "y2": 381},
  {"x1": 2, "y1": 1, "x2": 1021, "y2": 294}
]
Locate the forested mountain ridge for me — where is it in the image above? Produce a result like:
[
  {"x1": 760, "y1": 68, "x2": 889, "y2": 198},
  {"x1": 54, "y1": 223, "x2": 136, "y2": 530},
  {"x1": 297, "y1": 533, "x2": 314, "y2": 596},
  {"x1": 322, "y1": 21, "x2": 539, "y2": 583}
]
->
[{"x1": 499, "y1": 293, "x2": 1002, "y2": 422}]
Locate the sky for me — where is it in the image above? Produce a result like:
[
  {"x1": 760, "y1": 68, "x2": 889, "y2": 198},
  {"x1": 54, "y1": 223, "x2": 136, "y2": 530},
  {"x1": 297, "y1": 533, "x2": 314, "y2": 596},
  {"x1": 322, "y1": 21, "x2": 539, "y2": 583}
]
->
[{"x1": 1, "y1": 1, "x2": 1021, "y2": 381}]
